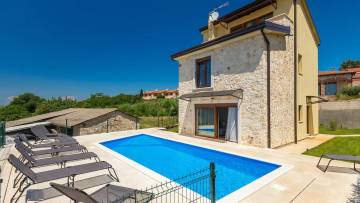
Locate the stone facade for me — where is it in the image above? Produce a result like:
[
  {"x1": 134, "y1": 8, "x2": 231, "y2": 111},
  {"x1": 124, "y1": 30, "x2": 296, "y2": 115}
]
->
[
  {"x1": 74, "y1": 111, "x2": 137, "y2": 136},
  {"x1": 178, "y1": 17, "x2": 294, "y2": 148}
]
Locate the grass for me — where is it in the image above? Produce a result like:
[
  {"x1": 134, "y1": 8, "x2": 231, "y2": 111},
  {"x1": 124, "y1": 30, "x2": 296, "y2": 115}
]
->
[
  {"x1": 164, "y1": 126, "x2": 178, "y2": 133},
  {"x1": 139, "y1": 116, "x2": 177, "y2": 129},
  {"x1": 319, "y1": 127, "x2": 360, "y2": 135},
  {"x1": 303, "y1": 136, "x2": 360, "y2": 157}
]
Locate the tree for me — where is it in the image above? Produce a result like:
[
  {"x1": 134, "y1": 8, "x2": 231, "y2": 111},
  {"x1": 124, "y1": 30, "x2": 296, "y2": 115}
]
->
[
  {"x1": 0, "y1": 105, "x2": 29, "y2": 121},
  {"x1": 10, "y1": 93, "x2": 44, "y2": 113},
  {"x1": 139, "y1": 89, "x2": 144, "y2": 98},
  {"x1": 340, "y1": 60, "x2": 360, "y2": 70}
]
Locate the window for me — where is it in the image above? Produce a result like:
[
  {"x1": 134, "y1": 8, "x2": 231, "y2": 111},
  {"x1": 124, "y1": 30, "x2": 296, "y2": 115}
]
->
[
  {"x1": 230, "y1": 13, "x2": 273, "y2": 33},
  {"x1": 196, "y1": 57, "x2": 211, "y2": 88},
  {"x1": 298, "y1": 54, "x2": 303, "y2": 75},
  {"x1": 298, "y1": 105, "x2": 303, "y2": 122},
  {"x1": 325, "y1": 83, "x2": 337, "y2": 95}
]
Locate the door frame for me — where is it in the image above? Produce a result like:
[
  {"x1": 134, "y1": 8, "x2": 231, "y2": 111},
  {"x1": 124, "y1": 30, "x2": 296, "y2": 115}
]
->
[{"x1": 195, "y1": 103, "x2": 238, "y2": 140}]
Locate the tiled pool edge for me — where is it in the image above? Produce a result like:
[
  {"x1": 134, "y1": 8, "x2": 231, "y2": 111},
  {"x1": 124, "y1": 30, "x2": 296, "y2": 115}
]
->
[{"x1": 95, "y1": 133, "x2": 293, "y2": 202}]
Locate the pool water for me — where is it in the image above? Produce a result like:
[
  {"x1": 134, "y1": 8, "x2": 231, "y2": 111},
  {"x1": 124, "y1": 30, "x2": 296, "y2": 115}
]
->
[{"x1": 100, "y1": 134, "x2": 280, "y2": 200}]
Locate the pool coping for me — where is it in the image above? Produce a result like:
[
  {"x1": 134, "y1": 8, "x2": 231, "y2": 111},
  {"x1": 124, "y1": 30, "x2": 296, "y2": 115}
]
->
[{"x1": 94, "y1": 133, "x2": 293, "y2": 202}]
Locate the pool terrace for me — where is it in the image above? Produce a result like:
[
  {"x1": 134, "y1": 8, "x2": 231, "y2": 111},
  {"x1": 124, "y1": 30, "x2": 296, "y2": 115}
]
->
[{"x1": 0, "y1": 128, "x2": 358, "y2": 202}]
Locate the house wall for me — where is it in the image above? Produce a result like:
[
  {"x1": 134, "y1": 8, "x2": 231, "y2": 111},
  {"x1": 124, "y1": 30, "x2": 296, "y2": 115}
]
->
[
  {"x1": 200, "y1": 0, "x2": 319, "y2": 141},
  {"x1": 268, "y1": 16, "x2": 295, "y2": 147},
  {"x1": 75, "y1": 111, "x2": 136, "y2": 136},
  {"x1": 178, "y1": 28, "x2": 293, "y2": 148},
  {"x1": 295, "y1": 0, "x2": 319, "y2": 138}
]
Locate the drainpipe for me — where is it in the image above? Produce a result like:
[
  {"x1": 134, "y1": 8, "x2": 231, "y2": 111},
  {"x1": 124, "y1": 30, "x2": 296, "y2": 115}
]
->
[
  {"x1": 261, "y1": 28, "x2": 271, "y2": 148},
  {"x1": 293, "y1": 0, "x2": 298, "y2": 144}
]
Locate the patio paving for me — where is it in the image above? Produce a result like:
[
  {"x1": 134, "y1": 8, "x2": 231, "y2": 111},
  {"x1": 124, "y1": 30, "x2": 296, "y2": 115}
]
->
[{"x1": 0, "y1": 129, "x2": 359, "y2": 203}]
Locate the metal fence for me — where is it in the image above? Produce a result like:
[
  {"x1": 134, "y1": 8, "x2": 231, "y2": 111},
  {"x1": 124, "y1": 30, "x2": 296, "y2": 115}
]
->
[
  {"x1": 138, "y1": 116, "x2": 178, "y2": 129},
  {"x1": 0, "y1": 121, "x2": 5, "y2": 148},
  {"x1": 118, "y1": 163, "x2": 216, "y2": 203}
]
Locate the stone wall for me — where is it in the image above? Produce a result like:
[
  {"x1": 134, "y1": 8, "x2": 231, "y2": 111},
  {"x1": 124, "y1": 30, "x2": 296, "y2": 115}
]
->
[
  {"x1": 319, "y1": 100, "x2": 360, "y2": 129},
  {"x1": 178, "y1": 17, "x2": 294, "y2": 148},
  {"x1": 179, "y1": 34, "x2": 269, "y2": 148},
  {"x1": 268, "y1": 16, "x2": 295, "y2": 147},
  {"x1": 77, "y1": 111, "x2": 136, "y2": 136}
]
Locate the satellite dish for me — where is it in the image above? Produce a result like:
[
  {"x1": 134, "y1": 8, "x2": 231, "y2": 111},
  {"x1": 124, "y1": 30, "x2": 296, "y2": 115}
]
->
[{"x1": 209, "y1": 11, "x2": 219, "y2": 22}]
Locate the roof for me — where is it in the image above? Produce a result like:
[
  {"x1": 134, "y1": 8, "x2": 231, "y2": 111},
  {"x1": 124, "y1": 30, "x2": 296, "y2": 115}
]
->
[
  {"x1": 6, "y1": 108, "x2": 82, "y2": 127},
  {"x1": 198, "y1": 0, "x2": 320, "y2": 45},
  {"x1": 179, "y1": 89, "x2": 243, "y2": 101},
  {"x1": 7, "y1": 108, "x2": 135, "y2": 128},
  {"x1": 199, "y1": 0, "x2": 273, "y2": 32},
  {"x1": 172, "y1": 21, "x2": 290, "y2": 59},
  {"x1": 144, "y1": 89, "x2": 178, "y2": 95},
  {"x1": 343, "y1": 67, "x2": 360, "y2": 73},
  {"x1": 47, "y1": 108, "x2": 119, "y2": 127},
  {"x1": 319, "y1": 70, "x2": 356, "y2": 76}
]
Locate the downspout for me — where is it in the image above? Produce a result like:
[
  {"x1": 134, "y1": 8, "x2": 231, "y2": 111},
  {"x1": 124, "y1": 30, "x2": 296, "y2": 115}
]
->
[
  {"x1": 261, "y1": 28, "x2": 271, "y2": 148},
  {"x1": 293, "y1": 0, "x2": 298, "y2": 144}
]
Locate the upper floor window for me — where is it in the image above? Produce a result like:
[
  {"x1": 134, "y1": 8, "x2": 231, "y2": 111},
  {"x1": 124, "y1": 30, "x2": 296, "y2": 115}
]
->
[
  {"x1": 230, "y1": 13, "x2": 273, "y2": 33},
  {"x1": 196, "y1": 57, "x2": 211, "y2": 88}
]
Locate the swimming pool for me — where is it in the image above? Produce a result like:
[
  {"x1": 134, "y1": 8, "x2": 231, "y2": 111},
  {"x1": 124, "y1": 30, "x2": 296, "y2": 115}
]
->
[{"x1": 100, "y1": 134, "x2": 281, "y2": 200}]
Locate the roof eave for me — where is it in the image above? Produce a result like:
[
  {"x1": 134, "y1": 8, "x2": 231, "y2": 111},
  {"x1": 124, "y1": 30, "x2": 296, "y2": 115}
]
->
[
  {"x1": 171, "y1": 21, "x2": 290, "y2": 60},
  {"x1": 198, "y1": 0, "x2": 272, "y2": 32}
]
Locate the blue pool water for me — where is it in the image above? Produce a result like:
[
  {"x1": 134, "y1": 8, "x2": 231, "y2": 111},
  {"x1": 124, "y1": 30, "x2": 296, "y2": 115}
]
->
[{"x1": 100, "y1": 134, "x2": 280, "y2": 200}]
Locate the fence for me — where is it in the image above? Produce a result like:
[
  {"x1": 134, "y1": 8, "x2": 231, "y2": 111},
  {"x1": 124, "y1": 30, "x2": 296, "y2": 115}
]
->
[
  {"x1": 117, "y1": 163, "x2": 216, "y2": 203},
  {"x1": 139, "y1": 116, "x2": 178, "y2": 129},
  {"x1": 0, "y1": 121, "x2": 5, "y2": 148}
]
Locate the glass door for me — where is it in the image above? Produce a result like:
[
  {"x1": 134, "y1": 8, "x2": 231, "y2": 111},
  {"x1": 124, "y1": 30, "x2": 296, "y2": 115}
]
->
[{"x1": 196, "y1": 107, "x2": 215, "y2": 138}]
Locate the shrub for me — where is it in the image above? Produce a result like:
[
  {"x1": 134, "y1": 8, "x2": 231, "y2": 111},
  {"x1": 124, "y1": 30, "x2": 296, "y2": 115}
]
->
[
  {"x1": 341, "y1": 86, "x2": 360, "y2": 96},
  {"x1": 329, "y1": 120, "x2": 337, "y2": 131}
]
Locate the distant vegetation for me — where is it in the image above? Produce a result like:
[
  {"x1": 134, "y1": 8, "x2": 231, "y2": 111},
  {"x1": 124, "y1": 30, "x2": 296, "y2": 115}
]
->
[
  {"x1": 340, "y1": 59, "x2": 360, "y2": 70},
  {"x1": 337, "y1": 86, "x2": 360, "y2": 100},
  {"x1": 0, "y1": 92, "x2": 178, "y2": 121}
]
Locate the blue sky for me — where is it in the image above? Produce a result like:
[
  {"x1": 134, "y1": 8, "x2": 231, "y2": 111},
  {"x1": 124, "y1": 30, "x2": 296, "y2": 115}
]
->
[{"x1": 0, "y1": 0, "x2": 359, "y2": 104}]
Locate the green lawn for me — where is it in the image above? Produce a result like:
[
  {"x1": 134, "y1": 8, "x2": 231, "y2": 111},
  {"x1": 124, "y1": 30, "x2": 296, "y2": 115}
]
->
[
  {"x1": 303, "y1": 136, "x2": 360, "y2": 157},
  {"x1": 319, "y1": 127, "x2": 360, "y2": 135}
]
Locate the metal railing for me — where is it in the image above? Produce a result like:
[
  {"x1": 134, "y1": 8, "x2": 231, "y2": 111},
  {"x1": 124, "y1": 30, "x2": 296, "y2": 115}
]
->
[{"x1": 117, "y1": 163, "x2": 216, "y2": 203}]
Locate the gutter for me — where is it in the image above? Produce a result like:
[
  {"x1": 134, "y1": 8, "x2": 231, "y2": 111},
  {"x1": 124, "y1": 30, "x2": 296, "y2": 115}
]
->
[
  {"x1": 261, "y1": 28, "x2": 271, "y2": 148},
  {"x1": 293, "y1": 0, "x2": 298, "y2": 144}
]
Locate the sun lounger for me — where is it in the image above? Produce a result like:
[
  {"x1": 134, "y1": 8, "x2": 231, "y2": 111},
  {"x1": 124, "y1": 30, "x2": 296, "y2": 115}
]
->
[
  {"x1": 13, "y1": 143, "x2": 98, "y2": 189},
  {"x1": 50, "y1": 183, "x2": 154, "y2": 203},
  {"x1": 8, "y1": 154, "x2": 119, "y2": 203},
  {"x1": 17, "y1": 134, "x2": 78, "y2": 149},
  {"x1": 30, "y1": 125, "x2": 74, "y2": 142},
  {"x1": 16, "y1": 141, "x2": 99, "y2": 168},
  {"x1": 14, "y1": 139, "x2": 87, "y2": 157},
  {"x1": 317, "y1": 154, "x2": 360, "y2": 172}
]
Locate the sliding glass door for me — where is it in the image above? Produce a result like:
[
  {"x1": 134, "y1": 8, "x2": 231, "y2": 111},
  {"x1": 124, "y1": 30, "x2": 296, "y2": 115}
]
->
[
  {"x1": 195, "y1": 104, "x2": 238, "y2": 142},
  {"x1": 196, "y1": 107, "x2": 215, "y2": 138}
]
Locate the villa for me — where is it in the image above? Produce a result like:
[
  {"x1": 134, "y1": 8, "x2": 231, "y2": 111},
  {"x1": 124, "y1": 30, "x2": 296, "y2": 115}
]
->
[
  {"x1": 172, "y1": 0, "x2": 320, "y2": 148},
  {"x1": 142, "y1": 89, "x2": 179, "y2": 100}
]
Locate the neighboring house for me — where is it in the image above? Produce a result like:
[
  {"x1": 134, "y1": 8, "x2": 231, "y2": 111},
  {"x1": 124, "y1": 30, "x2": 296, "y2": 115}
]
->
[
  {"x1": 143, "y1": 89, "x2": 178, "y2": 100},
  {"x1": 319, "y1": 67, "x2": 360, "y2": 100},
  {"x1": 6, "y1": 108, "x2": 137, "y2": 136},
  {"x1": 171, "y1": 0, "x2": 320, "y2": 148}
]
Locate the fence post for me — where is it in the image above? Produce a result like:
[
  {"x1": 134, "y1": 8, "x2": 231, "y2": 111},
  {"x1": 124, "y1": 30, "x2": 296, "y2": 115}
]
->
[
  {"x1": 0, "y1": 121, "x2": 5, "y2": 148},
  {"x1": 65, "y1": 119, "x2": 68, "y2": 135},
  {"x1": 135, "y1": 117, "x2": 138, "y2": 130},
  {"x1": 210, "y1": 162, "x2": 216, "y2": 203}
]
